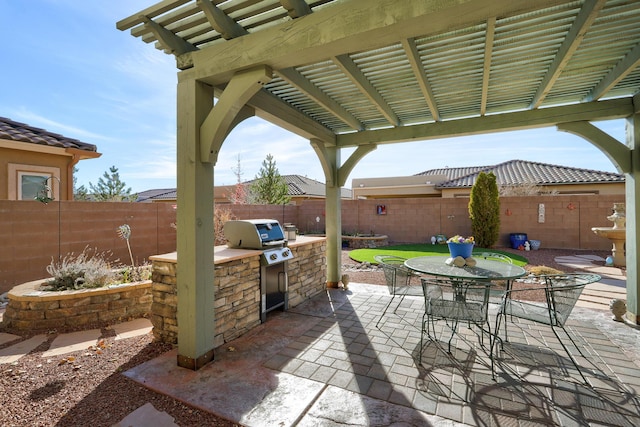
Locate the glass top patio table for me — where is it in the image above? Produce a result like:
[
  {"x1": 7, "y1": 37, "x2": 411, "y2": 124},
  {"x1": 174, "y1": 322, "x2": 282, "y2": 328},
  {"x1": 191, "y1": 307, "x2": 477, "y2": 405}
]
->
[{"x1": 404, "y1": 256, "x2": 527, "y2": 281}]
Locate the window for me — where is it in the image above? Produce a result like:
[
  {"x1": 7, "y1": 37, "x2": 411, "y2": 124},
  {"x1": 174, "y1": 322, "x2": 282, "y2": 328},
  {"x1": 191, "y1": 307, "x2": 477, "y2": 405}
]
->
[
  {"x1": 8, "y1": 164, "x2": 60, "y2": 201},
  {"x1": 19, "y1": 172, "x2": 52, "y2": 201}
]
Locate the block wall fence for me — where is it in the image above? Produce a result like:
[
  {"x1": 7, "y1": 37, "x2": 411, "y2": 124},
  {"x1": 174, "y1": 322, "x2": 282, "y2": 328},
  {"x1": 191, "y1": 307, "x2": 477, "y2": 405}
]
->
[
  {"x1": 0, "y1": 200, "x2": 177, "y2": 295},
  {"x1": 0, "y1": 194, "x2": 622, "y2": 294}
]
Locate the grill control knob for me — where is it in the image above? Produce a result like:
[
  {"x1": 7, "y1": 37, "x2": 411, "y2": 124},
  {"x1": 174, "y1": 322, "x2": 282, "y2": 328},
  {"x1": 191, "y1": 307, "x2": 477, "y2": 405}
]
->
[
  {"x1": 270, "y1": 253, "x2": 278, "y2": 261},
  {"x1": 282, "y1": 250, "x2": 290, "y2": 257}
]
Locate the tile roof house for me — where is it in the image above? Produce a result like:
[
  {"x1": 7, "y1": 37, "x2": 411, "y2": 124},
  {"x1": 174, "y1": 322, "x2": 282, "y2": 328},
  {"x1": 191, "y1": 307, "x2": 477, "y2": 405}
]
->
[
  {"x1": 352, "y1": 160, "x2": 624, "y2": 199},
  {"x1": 0, "y1": 117, "x2": 101, "y2": 200},
  {"x1": 135, "y1": 188, "x2": 178, "y2": 203},
  {"x1": 278, "y1": 175, "x2": 352, "y2": 201},
  {"x1": 136, "y1": 175, "x2": 352, "y2": 204}
]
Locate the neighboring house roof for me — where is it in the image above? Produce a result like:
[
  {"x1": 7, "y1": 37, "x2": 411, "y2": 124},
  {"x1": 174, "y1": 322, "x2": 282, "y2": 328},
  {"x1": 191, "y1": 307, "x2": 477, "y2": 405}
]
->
[
  {"x1": 281, "y1": 175, "x2": 352, "y2": 199},
  {"x1": 136, "y1": 188, "x2": 177, "y2": 202},
  {"x1": 137, "y1": 175, "x2": 353, "y2": 202},
  {"x1": 0, "y1": 117, "x2": 98, "y2": 153},
  {"x1": 416, "y1": 160, "x2": 624, "y2": 189}
]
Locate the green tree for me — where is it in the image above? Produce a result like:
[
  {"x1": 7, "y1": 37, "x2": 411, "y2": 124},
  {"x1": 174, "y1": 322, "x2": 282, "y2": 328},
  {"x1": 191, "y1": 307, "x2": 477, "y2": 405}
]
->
[
  {"x1": 89, "y1": 166, "x2": 135, "y2": 202},
  {"x1": 250, "y1": 154, "x2": 291, "y2": 205},
  {"x1": 468, "y1": 171, "x2": 500, "y2": 248},
  {"x1": 72, "y1": 166, "x2": 91, "y2": 200}
]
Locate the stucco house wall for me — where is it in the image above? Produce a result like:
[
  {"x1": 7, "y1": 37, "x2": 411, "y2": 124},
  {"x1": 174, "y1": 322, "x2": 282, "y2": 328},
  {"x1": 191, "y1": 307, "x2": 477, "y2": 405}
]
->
[{"x1": 0, "y1": 117, "x2": 100, "y2": 201}]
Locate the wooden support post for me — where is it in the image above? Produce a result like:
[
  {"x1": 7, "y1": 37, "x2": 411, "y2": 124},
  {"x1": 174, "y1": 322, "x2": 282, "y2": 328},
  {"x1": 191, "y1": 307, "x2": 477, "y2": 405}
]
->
[
  {"x1": 176, "y1": 78, "x2": 216, "y2": 369},
  {"x1": 624, "y1": 104, "x2": 640, "y2": 325}
]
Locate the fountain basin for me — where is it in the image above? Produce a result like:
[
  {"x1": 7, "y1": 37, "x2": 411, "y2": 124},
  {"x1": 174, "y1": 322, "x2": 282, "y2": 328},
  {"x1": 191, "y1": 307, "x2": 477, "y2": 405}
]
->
[
  {"x1": 592, "y1": 202, "x2": 626, "y2": 268},
  {"x1": 592, "y1": 227, "x2": 626, "y2": 267}
]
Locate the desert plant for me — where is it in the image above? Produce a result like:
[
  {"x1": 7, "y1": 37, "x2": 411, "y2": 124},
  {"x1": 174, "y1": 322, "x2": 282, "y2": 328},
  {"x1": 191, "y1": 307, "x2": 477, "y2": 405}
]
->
[
  {"x1": 214, "y1": 205, "x2": 236, "y2": 245},
  {"x1": 117, "y1": 224, "x2": 135, "y2": 266},
  {"x1": 528, "y1": 265, "x2": 564, "y2": 276},
  {"x1": 44, "y1": 247, "x2": 118, "y2": 291},
  {"x1": 469, "y1": 171, "x2": 500, "y2": 248},
  {"x1": 172, "y1": 207, "x2": 235, "y2": 245},
  {"x1": 118, "y1": 263, "x2": 152, "y2": 283}
]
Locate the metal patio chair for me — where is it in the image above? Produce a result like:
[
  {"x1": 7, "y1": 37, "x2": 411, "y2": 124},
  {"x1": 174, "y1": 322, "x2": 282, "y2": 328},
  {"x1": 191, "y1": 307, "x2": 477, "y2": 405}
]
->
[
  {"x1": 490, "y1": 273, "x2": 601, "y2": 384},
  {"x1": 374, "y1": 255, "x2": 421, "y2": 327},
  {"x1": 419, "y1": 277, "x2": 492, "y2": 360}
]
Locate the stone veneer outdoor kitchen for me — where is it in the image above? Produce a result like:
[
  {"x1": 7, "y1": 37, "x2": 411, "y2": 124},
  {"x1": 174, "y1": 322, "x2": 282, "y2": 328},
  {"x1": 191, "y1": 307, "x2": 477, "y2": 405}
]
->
[{"x1": 149, "y1": 236, "x2": 326, "y2": 347}]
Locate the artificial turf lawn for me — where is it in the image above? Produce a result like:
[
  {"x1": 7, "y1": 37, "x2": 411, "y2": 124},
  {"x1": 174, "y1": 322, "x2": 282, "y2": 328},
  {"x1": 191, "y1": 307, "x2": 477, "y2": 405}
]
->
[{"x1": 348, "y1": 243, "x2": 528, "y2": 267}]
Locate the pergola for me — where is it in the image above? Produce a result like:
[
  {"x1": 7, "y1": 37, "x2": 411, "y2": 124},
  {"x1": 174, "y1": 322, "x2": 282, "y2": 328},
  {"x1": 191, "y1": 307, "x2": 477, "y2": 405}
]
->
[{"x1": 118, "y1": 0, "x2": 640, "y2": 369}]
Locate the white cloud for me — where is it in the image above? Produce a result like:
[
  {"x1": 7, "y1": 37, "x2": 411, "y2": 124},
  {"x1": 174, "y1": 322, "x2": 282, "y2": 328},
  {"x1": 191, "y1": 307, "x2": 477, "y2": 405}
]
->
[{"x1": 9, "y1": 109, "x2": 108, "y2": 142}]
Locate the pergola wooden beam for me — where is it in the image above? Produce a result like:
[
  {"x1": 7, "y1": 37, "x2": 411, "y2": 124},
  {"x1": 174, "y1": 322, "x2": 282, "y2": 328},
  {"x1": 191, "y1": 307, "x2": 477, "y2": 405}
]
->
[
  {"x1": 529, "y1": 0, "x2": 606, "y2": 109},
  {"x1": 141, "y1": 15, "x2": 198, "y2": 55},
  {"x1": 480, "y1": 17, "x2": 496, "y2": 116},
  {"x1": 200, "y1": 66, "x2": 273, "y2": 163},
  {"x1": 276, "y1": 67, "x2": 364, "y2": 131},
  {"x1": 247, "y1": 89, "x2": 336, "y2": 144},
  {"x1": 585, "y1": 43, "x2": 640, "y2": 102},
  {"x1": 402, "y1": 38, "x2": 440, "y2": 122},
  {"x1": 332, "y1": 54, "x2": 400, "y2": 127},
  {"x1": 198, "y1": 0, "x2": 248, "y2": 40},
  {"x1": 280, "y1": 0, "x2": 312, "y2": 18},
  {"x1": 337, "y1": 98, "x2": 634, "y2": 147}
]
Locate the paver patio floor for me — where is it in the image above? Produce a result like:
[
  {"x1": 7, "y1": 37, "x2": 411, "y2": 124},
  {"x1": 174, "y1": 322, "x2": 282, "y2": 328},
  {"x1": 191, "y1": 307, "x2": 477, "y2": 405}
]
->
[{"x1": 124, "y1": 282, "x2": 640, "y2": 426}]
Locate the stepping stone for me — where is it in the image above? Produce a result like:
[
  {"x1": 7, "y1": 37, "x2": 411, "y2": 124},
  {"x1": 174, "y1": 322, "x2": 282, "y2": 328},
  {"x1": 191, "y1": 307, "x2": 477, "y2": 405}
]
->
[
  {"x1": 42, "y1": 329, "x2": 101, "y2": 358},
  {"x1": 112, "y1": 402, "x2": 178, "y2": 427},
  {"x1": 0, "y1": 335, "x2": 47, "y2": 364},
  {"x1": 0, "y1": 332, "x2": 21, "y2": 346},
  {"x1": 112, "y1": 318, "x2": 152, "y2": 341}
]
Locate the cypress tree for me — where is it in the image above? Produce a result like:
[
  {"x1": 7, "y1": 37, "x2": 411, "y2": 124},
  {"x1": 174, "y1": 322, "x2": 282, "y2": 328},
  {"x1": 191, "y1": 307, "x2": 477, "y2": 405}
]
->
[{"x1": 469, "y1": 171, "x2": 500, "y2": 248}]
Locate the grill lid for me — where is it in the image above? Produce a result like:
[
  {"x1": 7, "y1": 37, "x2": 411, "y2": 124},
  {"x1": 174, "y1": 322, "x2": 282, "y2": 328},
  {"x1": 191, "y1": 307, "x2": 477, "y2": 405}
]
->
[{"x1": 224, "y1": 219, "x2": 286, "y2": 249}]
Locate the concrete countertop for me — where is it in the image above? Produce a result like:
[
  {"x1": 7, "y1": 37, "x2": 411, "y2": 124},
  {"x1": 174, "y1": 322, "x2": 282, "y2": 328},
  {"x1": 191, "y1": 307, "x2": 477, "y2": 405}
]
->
[{"x1": 149, "y1": 235, "x2": 326, "y2": 265}]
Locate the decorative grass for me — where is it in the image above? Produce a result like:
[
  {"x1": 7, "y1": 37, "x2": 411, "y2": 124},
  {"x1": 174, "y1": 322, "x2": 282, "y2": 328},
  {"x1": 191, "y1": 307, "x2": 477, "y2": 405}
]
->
[{"x1": 349, "y1": 243, "x2": 528, "y2": 267}]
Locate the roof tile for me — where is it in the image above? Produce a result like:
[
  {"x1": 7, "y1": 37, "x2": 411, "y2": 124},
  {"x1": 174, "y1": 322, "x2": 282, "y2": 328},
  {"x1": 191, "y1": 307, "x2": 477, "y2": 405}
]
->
[
  {"x1": 416, "y1": 159, "x2": 623, "y2": 188},
  {"x1": 137, "y1": 175, "x2": 353, "y2": 202},
  {"x1": 0, "y1": 117, "x2": 97, "y2": 152}
]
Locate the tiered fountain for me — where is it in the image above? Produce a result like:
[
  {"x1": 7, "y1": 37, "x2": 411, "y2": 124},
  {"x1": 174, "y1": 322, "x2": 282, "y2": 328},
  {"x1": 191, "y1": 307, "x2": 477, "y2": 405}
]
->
[{"x1": 592, "y1": 203, "x2": 626, "y2": 267}]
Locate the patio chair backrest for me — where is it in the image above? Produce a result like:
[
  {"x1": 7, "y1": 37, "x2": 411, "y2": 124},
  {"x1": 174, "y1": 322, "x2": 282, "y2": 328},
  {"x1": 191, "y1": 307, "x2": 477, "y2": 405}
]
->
[
  {"x1": 421, "y1": 277, "x2": 491, "y2": 323},
  {"x1": 543, "y1": 273, "x2": 600, "y2": 325},
  {"x1": 375, "y1": 255, "x2": 413, "y2": 295},
  {"x1": 476, "y1": 252, "x2": 513, "y2": 264},
  {"x1": 374, "y1": 255, "x2": 407, "y2": 265}
]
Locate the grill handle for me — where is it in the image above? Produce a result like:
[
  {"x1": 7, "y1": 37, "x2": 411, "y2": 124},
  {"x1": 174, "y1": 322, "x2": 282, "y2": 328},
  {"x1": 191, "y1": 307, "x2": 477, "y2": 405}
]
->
[{"x1": 278, "y1": 271, "x2": 288, "y2": 293}]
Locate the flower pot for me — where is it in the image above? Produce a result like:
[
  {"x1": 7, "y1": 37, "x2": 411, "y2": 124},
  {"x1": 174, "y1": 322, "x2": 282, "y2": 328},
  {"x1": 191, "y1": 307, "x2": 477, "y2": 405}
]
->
[
  {"x1": 529, "y1": 239, "x2": 541, "y2": 250},
  {"x1": 509, "y1": 233, "x2": 528, "y2": 249},
  {"x1": 447, "y1": 242, "x2": 474, "y2": 259}
]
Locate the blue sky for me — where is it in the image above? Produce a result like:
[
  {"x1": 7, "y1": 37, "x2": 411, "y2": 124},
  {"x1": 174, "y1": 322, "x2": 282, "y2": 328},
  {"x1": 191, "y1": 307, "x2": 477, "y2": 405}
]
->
[{"x1": 1, "y1": 1, "x2": 625, "y2": 194}]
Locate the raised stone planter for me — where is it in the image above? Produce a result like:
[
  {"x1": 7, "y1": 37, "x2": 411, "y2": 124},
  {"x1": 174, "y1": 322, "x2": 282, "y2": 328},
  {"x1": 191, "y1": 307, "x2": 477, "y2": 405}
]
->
[
  {"x1": 342, "y1": 234, "x2": 388, "y2": 249},
  {"x1": 2, "y1": 279, "x2": 152, "y2": 331}
]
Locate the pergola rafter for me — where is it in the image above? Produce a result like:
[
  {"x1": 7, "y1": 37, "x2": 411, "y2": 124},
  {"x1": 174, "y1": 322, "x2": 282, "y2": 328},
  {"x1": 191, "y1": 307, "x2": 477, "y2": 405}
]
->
[{"x1": 529, "y1": 0, "x2": 607, "y2": 109}]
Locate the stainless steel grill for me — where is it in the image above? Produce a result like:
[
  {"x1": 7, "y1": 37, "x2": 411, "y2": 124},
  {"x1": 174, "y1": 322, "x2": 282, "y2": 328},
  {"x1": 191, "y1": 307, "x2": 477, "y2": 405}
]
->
[{"x1": 223, "y1": 219, "x2": 294, "y2": 322}]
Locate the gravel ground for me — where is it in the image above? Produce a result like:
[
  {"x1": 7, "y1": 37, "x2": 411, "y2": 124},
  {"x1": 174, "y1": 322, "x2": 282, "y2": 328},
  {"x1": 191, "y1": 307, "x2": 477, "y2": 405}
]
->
[
  {"x1": 0, "y1": 248, "x2": 610, "y2": 426},
  {"x1": 0, "y1": 331, "x2": 238, "y2": 427}
]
